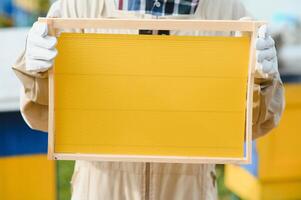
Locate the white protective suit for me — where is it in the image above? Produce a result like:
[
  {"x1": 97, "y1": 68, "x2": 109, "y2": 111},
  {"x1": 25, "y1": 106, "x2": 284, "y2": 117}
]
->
[{"x1": 12, "y1": 0, "x2": 285, "y2": 199}]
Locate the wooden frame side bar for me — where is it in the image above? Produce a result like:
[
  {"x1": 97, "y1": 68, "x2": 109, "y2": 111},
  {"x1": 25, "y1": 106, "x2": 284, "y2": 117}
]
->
[
  {"x1": 47, "y1": 19, "x2": 56, "y2": 160},
  {"x1": 244, "y1": 23, "x2": 261, "y2": 164},
  {"x1": 39, "y1": 18, "x2": 265, "y2": 32}
]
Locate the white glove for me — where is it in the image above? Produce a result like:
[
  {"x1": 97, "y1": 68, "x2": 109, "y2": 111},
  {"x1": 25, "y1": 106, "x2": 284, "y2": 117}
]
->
[
  {"x1": 256, "y1": 25, "x2": 278, "y2": 76},
  {"x1": 25, "y1": 22, "x2": 58, "y2": 73}
]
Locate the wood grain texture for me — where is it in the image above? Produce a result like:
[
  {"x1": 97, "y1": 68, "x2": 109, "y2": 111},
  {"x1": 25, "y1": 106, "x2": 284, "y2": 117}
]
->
[
  {"x1": 53, "y1": 153, "x2": 251, "y2": 164},
  {"x1": 39, "y1": 18, "x2": 265, "y2": 32},
  {"x1": 47, "y1": 22, "x2": 56, "y2": 160},
  {"x1": 244, "y1": 27, "x2": 258, "y2": 164}
]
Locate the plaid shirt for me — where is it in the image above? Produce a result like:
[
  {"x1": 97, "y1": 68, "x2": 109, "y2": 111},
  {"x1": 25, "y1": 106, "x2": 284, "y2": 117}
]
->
[{"x1": 116, "y1": 0, "x2": 200, "y2": 16}]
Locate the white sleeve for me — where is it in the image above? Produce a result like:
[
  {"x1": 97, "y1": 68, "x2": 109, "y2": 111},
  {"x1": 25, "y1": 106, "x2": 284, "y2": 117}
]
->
[{"x1": 46, "y1": 0, "x2": 62, "y2": 18}]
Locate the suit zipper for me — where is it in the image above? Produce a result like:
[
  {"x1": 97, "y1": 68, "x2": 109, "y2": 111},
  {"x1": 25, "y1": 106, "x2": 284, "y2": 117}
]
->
[
  {"x1": 145, "y1": 15, "x2": 157, "y2": 200},
  {"x1": 145, "y1": 162, "x2": 150, "y2": 200}
]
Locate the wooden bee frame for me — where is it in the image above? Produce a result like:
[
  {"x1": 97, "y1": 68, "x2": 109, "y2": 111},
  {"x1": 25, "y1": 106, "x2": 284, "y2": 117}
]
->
[{"x1": 39, "y1": 18, "x2": 265, "y2": 164}]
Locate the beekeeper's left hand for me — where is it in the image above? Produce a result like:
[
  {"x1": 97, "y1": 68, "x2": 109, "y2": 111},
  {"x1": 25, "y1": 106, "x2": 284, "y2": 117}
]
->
[{"x1": 256, "y1": 25, "x2": 278, "y2": 76}]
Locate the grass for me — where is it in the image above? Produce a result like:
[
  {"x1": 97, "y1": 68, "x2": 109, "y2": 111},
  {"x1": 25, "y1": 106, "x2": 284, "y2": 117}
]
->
[{"x1": 57, "y1": 161, "x2": 75, "y2": 200}]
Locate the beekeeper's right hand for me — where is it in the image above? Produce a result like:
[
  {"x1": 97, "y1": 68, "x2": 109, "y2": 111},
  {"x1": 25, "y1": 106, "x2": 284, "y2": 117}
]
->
[{"x1": 25, "y1": 22, "x2": 58, "y2": 73}]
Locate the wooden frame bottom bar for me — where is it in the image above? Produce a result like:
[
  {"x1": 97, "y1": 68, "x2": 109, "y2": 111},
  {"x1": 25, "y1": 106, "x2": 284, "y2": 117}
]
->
[{"x1": 52, "y1": 153, "x2": 251, "y2": 164}]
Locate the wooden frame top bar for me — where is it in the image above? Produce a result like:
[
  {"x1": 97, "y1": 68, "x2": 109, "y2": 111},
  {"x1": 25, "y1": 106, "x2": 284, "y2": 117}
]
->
[{"x1": 39, "y1": 18, "x2": 265, "y2": 32}]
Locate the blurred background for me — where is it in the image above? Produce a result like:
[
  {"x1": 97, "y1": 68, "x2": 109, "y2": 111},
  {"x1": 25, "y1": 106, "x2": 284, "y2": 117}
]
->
[{"x1": 0, "y1": 0, "x2": 300, "y2": 199}]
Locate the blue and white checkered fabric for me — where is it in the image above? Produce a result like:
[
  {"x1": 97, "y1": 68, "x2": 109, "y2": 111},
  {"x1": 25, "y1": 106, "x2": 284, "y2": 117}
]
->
[{"x1": 116, "y1": 0, "x2": 199, "y2": 16}]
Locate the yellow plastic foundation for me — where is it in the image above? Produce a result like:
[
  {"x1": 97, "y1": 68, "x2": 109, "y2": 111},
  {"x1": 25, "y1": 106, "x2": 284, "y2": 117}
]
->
[{"x1": 54, "y1": 33, "x2": 250, "y2": 158}]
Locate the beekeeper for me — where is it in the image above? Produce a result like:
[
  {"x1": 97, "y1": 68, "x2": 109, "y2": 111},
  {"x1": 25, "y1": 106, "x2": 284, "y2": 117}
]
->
[{"x1": 13, "y1": 0, "x2": 285, "y2": 199}]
